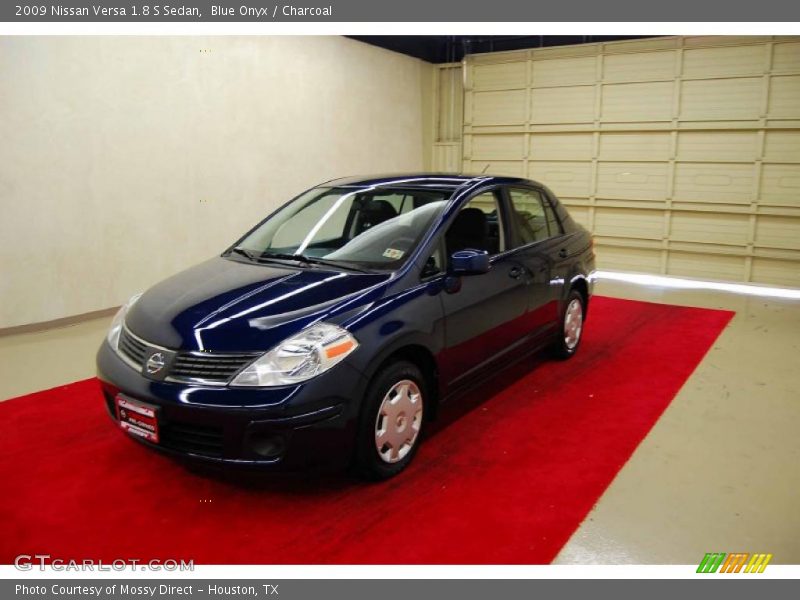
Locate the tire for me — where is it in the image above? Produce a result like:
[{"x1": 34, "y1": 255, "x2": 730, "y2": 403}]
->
[
  {"x1": 354, "y1": 360, "x2": 426, "y2": 480},
  {"x1": 552, "y1": 289, "x2": 585, "y2": 360}
]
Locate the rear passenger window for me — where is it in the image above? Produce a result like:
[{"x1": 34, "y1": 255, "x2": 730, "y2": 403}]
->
[
  {"x1": 508, "y1": 188, "x2": 561, "y2": 246},
  {"x1": 544, "y1": 196, "x2": 563, "y2": 236}
]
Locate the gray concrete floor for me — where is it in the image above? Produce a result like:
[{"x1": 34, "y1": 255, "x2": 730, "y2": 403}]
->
[
  {"x1": 555, "y1": 280, "x2": 800, "y2": 564},
  {"x1": 0, "y1": 279, "x2": 798, "y2": 563}
]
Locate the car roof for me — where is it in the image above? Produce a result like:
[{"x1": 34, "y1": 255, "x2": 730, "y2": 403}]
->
[{"x1": 320, "y1": 172, "x2": 540, "y2": 191}]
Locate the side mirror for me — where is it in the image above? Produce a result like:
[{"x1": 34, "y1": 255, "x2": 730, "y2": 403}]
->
[{"x1": 450, "y1": 249, "x2": 491, "y2": 275}]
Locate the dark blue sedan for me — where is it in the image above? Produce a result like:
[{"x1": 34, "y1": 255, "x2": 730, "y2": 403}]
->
[{"x1": 97, "y1": 174, "x2": 596, "y2": 479}]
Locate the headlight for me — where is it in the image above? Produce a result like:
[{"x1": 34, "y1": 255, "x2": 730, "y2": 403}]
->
[
  {"x1": 230, "y1": 322, "x2": 358, "y2": 387},
  {"x1": 106, "y1": 293, "x2": 142, "y2": 350}
]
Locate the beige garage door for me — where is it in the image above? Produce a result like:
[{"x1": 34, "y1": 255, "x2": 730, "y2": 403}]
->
[{"x1": 456, "y1": 36, "x2": 800, "y2": 287}]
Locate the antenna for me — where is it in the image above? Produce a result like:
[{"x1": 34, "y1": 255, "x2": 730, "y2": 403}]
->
[{"x1": 481, "y1": 164, "x2": 491, "y2": 174}]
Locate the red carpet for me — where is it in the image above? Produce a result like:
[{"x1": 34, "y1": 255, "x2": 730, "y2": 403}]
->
[{"x1": 0, "y1": 297, "x2": 733, "y2": 564}]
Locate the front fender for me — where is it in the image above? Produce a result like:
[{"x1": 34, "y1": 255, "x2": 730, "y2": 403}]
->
[{"x1": 341, "y1": 280, "x2": 445, "y2": 387}]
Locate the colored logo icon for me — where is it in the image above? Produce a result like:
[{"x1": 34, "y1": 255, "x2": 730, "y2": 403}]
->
[{"x1": 697, "y1": 553, "x2": 773, "y2": 573}]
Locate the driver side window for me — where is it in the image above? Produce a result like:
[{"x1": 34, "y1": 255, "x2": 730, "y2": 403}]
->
[{"x1": 445, "y1": 190, "x2": 505, "y2": 257}]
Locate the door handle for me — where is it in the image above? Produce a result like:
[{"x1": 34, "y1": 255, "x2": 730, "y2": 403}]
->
[
  {"x1": 508, "y1": 266, "x2": 523, "y2": 279},
  {"x1": 558, "y1": 248, "x2": 568, "y2": 258}
]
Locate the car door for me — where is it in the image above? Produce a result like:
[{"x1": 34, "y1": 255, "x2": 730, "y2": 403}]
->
[
  {"x1": 503, "y1": 186, "x2": 568, "y2": 339},
  {"x1": 437, "y1": 188, "x2": 532, "y2": 387}
]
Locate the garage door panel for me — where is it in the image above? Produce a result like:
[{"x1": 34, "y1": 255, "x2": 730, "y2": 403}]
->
[
  {"x1": 683, "y1": 36, "x2": 773, "y2": 48},
  {"x1": 601, "y1": 82, "x2": 673, "y2": 121},
  {"x1": 673, "y1": 163, "x2": 754, "y2": 203},
  {"x1": 596, "y1": 162, "x2": 669, "y2": 200},
  {"x1": 680, "y1": 78, "x2": 762, "y2": 120},
  {"x1": 596, "y1": 246, "x2": 662, "y2": 273},
  {"x1": 760, "y1": 164, "x2": 800, "y2": 206},
  {"x1": 528, "y1": 161, "x2": 592, "y2": 197},
  {"x1": 768, "y1": 76, "x2": 800, "y2": 119},
  {"x1": 599, "y1": 132, "x2": 671, "y2": 161},
  {"x1": 562, "y1": 203, "x2": 590, "y2": 228},
  {"x1": 595, "y1": 207, "x2": 663, "y2": 239},
  {"x1": 755, "y1": 215, "x2": 800, "y2": 249},
  {"x1": 530, "y1": 133, "x2": 593, "y2": 160},
  {"x1": 667, "y1": 252, "x2": 746, "y2": 281},
  {"x1": 772, "y1": 42, "x2": 800, "y2": 73},
  {"x1": 471, "y1": 134, "x2": 526, "y2": 160},
  {"x1": 671, "y1": 211, "x2": 750, "y2": 245},
  {"x1": 532, "y1": 57, "x2": 596, "y2": 87},
  {"x1": 531, "y1": 86, "x2": 595, "y2": 124},
  {"x1": 472, "y1": 90, "x2": 526, "y2": 125},
  {"x1": 683, "y1": 45, "x2": 765, "y2": 78},
  {"x1": 469, "y1": 160, "x2": 525, "y2": 177},
  {"x1": 461, "y1": 37, "x2": 800, "y2": 286},
  {"x1": 677, "y1": 131, "x2": 759, "y2": 162},
  {"x1": 473, "y1": 62, "x2": 527, "y2": 90},
  {"x1": 764, "y1": 131, "x2": 800, "y2": 162},
  {"x1": 603, "y1": 51, "x2": 675, "y2": 82},
  {"x1": 751, "y1": 257, "x2": 800, "y2": 286}
]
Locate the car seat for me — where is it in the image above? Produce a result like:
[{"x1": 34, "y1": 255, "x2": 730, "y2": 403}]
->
[
  {"x1": 446, "y1": 208, "x2": 489, "y2": 255},
  {"x1": 356, "y1": 200, "x2": 397, "y2": 233}
]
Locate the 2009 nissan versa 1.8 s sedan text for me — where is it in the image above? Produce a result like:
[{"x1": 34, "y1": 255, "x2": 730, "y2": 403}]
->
[{"x1": 97, "y1": 174, "x2": 596, "y2": 479}]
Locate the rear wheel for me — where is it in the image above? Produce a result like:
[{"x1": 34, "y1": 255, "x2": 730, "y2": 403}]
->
[
  {"x1": 355, "y1": 361, "x2": 426, "y2": 480},
  {"x1": 552, "y1": 289, "x2": 585, "y2": 359}
]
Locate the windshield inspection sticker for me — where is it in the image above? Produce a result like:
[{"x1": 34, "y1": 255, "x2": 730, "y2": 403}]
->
[{"x1": 383, "y1": 248, "x2": 405, "y2": 260}]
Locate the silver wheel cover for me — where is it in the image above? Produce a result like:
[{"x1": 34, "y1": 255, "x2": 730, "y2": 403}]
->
[
  {"x1": 375, "y1": 379, "x2": 423, "y2": 464},
  {"x1": 564, "y1": 298, "x2": 584, "y2": 350}
]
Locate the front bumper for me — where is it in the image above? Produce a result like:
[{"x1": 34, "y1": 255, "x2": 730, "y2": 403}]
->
[{"x1": 97, "y1": 341, "x2": 368, "y2": 469}]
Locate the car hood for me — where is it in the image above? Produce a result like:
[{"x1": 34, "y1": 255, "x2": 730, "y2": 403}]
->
[{"x1": 125, "y1": 257, "x2": 391, "y2": 352}]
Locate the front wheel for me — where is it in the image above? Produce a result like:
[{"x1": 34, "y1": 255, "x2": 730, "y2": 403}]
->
[
  {"x1": 354, "y1": 361, "x2": 426, "y2": 480},
  {"x1": 552, "y1": 290, "x2": 585, "y2": 359}
]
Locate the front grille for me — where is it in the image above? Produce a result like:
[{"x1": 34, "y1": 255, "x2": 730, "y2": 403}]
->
[
  {"x1": 117, "y1": 326, "x2": 258, "y2": 385},
  {"x1": 170, "y1": 352, "x2": 258, "y2": 384},
  {"x1": 118, "y1": 327, "x2": 148, "y2": 366},
  {"x1": 160, "y1": 421, "x2": 224, "y2": 458}
]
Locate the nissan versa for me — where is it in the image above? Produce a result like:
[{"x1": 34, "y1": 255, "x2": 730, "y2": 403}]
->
[{"x1": 97, "y1": 174, "x2": 596, "y2": 479}]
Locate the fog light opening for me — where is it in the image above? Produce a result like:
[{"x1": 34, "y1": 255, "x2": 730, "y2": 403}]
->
[{"x1": 248, "y1": 434, "x2": 286, "y2": 459}]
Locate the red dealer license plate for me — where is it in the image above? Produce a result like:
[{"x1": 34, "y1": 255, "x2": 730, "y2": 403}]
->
[{"x1": 115, "y1": 395, "x2": 160, "y2": 443}]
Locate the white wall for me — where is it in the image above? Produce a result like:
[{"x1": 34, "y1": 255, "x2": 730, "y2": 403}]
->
[{"x1": 0, "y1": 36, "x2": 433, "y2": 328}]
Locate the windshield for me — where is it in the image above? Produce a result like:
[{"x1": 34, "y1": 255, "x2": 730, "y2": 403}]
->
[{"x1": 229, "y1": 186, "x2": 451, "y2": 270}]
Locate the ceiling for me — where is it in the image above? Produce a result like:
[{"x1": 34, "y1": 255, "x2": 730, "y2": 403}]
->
[{"x1": 347, "y1": 36, "x2": 657, "y2": 64}]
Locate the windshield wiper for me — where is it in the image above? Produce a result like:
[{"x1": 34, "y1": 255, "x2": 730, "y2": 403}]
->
[
  {"x1": 259, "y1": 252, "x2": 312, "y2": 265},
  {"x1": 230, "y1": 248, "x2": 310, "y2": 267},
  {"x1": 229, "y1": 247, "x2": 259, "y2": 261},
  {"x1": 232, "y1": 248, "x2": 371, "y2": 273},
  {"x1": 301, "y1": 257, "x2": 372, "y2": 274},
  {"x1": 231, "y1": 249, "x2": 310, "y2": 266},
  {"x1": 262, "y1": 253, "x2": 371, "y2": 273}
]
